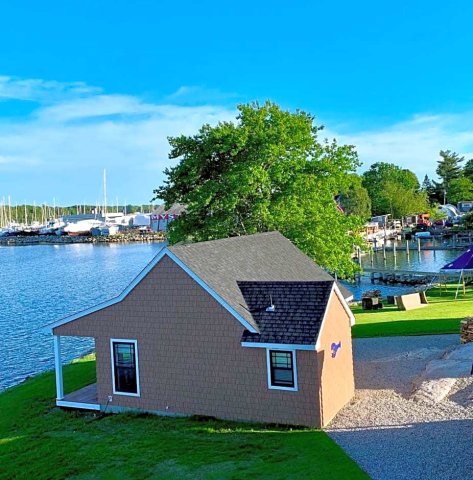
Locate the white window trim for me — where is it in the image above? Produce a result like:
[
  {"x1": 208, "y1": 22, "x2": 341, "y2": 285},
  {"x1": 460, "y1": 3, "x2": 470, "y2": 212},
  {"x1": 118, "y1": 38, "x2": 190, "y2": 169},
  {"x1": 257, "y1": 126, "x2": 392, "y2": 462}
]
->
[
  {"x1": 110, "y1": 338, "x2": 141, "y2": 397},
  {"x1": 266, "y1": 348, "x2": 298, "y2": 392}
]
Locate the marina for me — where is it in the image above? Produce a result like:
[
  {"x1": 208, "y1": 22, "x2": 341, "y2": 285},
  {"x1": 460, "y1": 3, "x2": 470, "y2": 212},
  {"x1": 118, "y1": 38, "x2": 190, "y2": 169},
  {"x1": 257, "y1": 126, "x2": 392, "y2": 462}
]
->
[{"x1": 344, "y1": 243, "x2": 467, "y2": 300}]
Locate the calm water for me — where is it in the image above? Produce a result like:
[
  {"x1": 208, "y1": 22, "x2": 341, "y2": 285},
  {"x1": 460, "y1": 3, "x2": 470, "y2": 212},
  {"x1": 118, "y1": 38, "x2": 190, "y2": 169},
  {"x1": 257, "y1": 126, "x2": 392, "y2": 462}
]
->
[
  {"x1": 343, "y1": 241, "x2": 464, "y2": 300},
  {"x1": 0, "y1": 242, "x2": 164, "y2": 391}
]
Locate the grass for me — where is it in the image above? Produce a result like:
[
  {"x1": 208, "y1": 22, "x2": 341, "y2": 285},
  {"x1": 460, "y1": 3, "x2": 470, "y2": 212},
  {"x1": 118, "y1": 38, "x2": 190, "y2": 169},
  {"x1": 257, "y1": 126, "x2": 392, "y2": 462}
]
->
[
  {"x1": 352, "y1": 284, "x2": 473, "y2": 337},
  {"x1": 0, "y1": 358, "x2": 368, "y2": 480}
]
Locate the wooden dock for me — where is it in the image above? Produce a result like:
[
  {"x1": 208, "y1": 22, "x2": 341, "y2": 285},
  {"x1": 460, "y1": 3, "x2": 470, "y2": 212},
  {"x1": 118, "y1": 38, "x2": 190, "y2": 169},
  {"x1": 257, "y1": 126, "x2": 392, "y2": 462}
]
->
[{"x1": 360, "y1": 267, "x2": 473, "y2": 286}]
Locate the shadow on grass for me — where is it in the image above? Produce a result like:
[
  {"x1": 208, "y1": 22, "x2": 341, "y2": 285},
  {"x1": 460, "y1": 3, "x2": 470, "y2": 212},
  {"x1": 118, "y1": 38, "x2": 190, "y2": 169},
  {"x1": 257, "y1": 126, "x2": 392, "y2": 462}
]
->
[
  {"x1": 0, "y1": 409, "x2": 370, "y2": 480},
  {"x1": 0, "y1": 363, "x2": 369, "y2": 480}
]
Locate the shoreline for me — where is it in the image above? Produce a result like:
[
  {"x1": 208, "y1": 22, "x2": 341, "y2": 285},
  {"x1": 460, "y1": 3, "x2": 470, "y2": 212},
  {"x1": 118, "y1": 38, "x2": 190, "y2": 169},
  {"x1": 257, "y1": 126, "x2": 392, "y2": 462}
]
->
[
  {"x1": 0, "y1": 350, "x2": 97, "y2": 395},
  {"x1": 0, "y1": 231, "x2": 165, "y2": 246}
]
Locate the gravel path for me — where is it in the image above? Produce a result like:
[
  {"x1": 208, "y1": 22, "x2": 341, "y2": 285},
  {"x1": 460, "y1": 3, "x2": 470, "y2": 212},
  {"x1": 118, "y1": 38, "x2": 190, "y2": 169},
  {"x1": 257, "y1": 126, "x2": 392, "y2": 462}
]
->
[{"x1": 327, "y1": 335, "x2": 473, "y2": 480}]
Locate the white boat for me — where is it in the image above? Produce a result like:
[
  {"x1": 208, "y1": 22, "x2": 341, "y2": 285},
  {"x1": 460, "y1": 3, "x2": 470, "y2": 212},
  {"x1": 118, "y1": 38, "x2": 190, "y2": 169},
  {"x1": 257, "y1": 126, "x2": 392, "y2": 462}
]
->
[
  {"x1": 39, "y1": 218, "x2": 66, "y2": 235},
  {"x1": 64, "y1": 219, "x2": 103, "y2": 236}
]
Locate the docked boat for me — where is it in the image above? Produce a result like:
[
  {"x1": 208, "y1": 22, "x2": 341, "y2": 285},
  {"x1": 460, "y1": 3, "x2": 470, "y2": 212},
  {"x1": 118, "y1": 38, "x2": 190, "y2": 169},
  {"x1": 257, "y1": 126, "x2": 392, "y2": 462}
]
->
[
  {"x1": 64, "y1": 219, "x2": 103, "y2": 236},
  {"x1": 39, "y1": 218, "x2": 66, "y2": 235},
  {"x1": 90, "y1": 224, "x2": 120, "y2": 237}
]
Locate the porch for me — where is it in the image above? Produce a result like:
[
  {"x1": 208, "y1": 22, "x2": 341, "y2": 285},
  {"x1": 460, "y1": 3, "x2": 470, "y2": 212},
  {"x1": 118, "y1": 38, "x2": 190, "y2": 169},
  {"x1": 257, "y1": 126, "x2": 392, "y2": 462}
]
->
[
  {"x1": 56, "y1": 383, "x2": 100, "y2": 411},
  {"x1": 54, "y1": 335, "x2": 100, "y2": 411}
]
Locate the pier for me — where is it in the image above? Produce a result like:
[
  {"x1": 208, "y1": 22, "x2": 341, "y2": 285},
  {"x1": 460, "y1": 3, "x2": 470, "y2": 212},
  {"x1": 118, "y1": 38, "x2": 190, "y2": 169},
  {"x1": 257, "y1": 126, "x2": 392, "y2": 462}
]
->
[
  {"x1": 361, "y1": 267, "x2": 473, "y2": 287},
  {"x1": 371, "y1": 233, "x2": 473, "y2": 252}
]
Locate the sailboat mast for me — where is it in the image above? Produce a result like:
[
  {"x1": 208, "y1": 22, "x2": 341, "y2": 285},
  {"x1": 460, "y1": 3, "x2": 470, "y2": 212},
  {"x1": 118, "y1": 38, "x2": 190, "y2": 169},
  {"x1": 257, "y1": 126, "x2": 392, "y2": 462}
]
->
[{"x1": 103, "y1": 169, "x2": 107, "y2": 219}]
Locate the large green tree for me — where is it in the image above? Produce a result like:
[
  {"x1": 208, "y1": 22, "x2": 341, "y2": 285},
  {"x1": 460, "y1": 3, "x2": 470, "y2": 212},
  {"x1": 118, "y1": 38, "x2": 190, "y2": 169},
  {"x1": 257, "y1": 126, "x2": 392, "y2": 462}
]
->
[
  {"x1": 154, "y1": 101, "x2": 363, "y2": 278},
  {"x1": 362, "y1": 162, "x2": 428, "y2": 216}
]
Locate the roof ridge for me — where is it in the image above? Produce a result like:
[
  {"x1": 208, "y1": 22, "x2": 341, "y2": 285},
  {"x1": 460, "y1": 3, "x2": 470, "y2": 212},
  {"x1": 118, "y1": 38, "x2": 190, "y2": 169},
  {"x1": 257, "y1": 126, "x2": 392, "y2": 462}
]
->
[{"x1": 169, "y1": 231, "x2": 283, "y2": 250}]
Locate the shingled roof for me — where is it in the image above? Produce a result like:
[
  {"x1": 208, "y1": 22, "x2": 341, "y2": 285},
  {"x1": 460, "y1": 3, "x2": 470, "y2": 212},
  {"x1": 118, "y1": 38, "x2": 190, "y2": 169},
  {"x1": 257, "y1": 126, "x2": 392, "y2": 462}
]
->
[
  {"x1": 239, "y1": 281, "x2": 334, "y2": 345},
  {"x1": 169, "y1": 232, "x2": 351, "y2": 336}
]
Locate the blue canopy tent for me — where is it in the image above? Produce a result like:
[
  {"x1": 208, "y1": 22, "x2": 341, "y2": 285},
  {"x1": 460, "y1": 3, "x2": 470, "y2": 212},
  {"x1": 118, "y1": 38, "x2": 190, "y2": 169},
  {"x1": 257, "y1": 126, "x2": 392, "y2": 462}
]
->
[{"x1": 441, "y1": 246, "x2": 473, "y2": 298}]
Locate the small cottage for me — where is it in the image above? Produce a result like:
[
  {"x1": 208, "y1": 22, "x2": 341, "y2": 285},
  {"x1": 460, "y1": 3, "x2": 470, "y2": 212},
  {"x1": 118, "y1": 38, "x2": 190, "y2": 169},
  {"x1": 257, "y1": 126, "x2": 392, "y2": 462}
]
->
[{"x1": 46, "y1": 232, "x2": 355, "y2": 427}]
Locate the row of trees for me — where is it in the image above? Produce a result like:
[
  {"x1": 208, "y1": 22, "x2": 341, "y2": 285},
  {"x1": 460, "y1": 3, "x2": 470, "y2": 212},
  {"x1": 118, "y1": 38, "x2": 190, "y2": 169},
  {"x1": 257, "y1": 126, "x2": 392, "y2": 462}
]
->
[
  {"x1": 339, "y1": 150, "x2": 473, "y2": 219},
  {"x1": 339, "y1": 163, "x2": 429, "y2": 219}
]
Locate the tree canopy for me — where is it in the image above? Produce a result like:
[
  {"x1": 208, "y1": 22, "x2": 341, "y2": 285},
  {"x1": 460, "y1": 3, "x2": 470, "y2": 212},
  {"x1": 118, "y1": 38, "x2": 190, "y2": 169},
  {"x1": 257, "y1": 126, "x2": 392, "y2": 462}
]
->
[
  {"x1": 154, "y1": 101, "x2": 363, "y2": 278},
  {"x1": 361, "y1": 162, "x2": 428, "y2": 217},
  {"x1": 338, "y1": 174, "x2": 371, "y2": 219},
  {"x1": 447, "y1": 177, "x2": 473, "y2": 204}
]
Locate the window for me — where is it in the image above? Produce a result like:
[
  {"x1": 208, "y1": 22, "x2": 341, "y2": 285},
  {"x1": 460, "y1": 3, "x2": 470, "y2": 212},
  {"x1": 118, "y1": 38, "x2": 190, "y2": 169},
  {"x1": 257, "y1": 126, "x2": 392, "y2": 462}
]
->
[
  {"x1": 111, "y1": 340, "x2": 140, "y2": 396},
  {"x1": 268, "y1": 350, "x2": 297, "y2": 390}
]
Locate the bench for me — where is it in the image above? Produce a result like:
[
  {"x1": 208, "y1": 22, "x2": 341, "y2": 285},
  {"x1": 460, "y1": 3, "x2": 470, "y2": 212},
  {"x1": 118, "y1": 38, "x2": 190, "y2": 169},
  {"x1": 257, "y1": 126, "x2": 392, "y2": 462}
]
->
[{"x1": 395, "y1": 292, "x2": 428, "y2": 311}]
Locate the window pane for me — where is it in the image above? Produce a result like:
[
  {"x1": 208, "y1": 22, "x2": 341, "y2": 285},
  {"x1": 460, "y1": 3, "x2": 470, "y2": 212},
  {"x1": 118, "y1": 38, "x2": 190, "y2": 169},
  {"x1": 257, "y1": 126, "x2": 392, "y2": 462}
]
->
[
  {"x1": 269, "y1": 350, "x2": 295, "y2": 388},
  {"x1": 115, "y1": 344, "x2": 135, "y2": 367},
  {"x1": 273, "y1": 368, "x2": 293, "y2": 385},
  {"x1": 271, "y1": 352, "x2": 292, "y2": 368},
  {"x1": 113, "y1": 342, "x2": 138, "y2": 394}
]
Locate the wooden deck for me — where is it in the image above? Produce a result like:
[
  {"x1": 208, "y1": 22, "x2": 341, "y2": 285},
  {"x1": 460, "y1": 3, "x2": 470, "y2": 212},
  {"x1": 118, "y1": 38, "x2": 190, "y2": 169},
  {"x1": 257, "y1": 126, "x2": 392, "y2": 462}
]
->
[{"x1": 57, "y1": 383, "x2": 100, "y2": 410}]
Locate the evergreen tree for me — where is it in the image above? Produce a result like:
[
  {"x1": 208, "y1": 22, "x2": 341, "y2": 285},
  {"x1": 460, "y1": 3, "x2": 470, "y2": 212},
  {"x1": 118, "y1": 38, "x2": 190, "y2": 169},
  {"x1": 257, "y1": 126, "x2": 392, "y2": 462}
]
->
[
  {"x1": 463, "y1": 158, "x2": 473, "y2": 182},
  {"x1": 421, "y1": 174, "x2": 432, "y2": 191},
  {"x1": 436, "y1": 150, "x2": 464, "y2": 199},
  {"x1": 421, "y1": 174, "x2": 437, "y2": 205}
]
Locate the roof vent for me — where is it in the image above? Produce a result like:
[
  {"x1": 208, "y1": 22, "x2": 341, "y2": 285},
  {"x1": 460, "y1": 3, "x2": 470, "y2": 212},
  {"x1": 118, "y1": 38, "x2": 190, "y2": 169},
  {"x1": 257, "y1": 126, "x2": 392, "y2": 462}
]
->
[{"x1": 266, "y1": 294, "x2": 275, "y2": 312}]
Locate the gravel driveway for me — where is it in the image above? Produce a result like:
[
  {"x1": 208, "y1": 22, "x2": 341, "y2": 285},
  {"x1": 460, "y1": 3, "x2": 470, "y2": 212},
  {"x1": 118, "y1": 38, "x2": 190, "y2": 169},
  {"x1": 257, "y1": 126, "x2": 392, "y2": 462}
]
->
[{"x1": 327, "y1": 335, "x2": 473, "y2": 480}]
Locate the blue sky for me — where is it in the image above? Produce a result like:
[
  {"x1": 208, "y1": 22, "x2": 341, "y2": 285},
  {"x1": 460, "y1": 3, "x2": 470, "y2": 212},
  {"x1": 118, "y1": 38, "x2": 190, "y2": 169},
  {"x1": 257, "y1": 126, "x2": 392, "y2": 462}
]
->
[{"x1": 1, "y1": 0, "x2": 473, "y2": 205}]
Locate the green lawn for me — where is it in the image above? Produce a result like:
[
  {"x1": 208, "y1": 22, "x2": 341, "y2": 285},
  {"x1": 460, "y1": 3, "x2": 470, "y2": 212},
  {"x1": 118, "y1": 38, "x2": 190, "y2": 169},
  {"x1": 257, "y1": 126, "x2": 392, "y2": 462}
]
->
[
  {"x1": 352, "y1": 284, "x2": 473, "y2": 337},
  {"x1": 0, "y1": 358, "x2": 368, "y2": 480}
]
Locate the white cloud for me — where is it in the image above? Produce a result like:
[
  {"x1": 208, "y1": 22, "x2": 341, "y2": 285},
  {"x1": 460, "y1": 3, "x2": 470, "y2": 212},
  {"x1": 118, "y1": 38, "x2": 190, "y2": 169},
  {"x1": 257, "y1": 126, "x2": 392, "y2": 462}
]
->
[
  {"x1": 36, "y1": 95, "x2": 159, "y2": 122},
  {"x1": 0, "y1": 76, "x2": 235, "y2": 203},
  {"x1": 328, "y1": 112, "x2": 473, "y2": 180},
  {"x1": 166, "y1": 85, "x2": 239, "y2": 104},
  {"x1": 0, "y1": 75, "x2": 101, "y2": 102},
  {"x1": 2, "y1": 74, "x2": 473, "y2": 203}
]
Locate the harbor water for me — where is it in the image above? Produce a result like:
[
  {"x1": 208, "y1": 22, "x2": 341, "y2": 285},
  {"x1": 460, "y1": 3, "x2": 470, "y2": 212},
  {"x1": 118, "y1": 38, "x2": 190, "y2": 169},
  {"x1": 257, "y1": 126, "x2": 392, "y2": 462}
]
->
[
  {"x1": 343, "y1": 239, "x2": 465, "y2": 300},
  {"x1": 0, "y1": 242, "x2": 164, "y2": 391}
]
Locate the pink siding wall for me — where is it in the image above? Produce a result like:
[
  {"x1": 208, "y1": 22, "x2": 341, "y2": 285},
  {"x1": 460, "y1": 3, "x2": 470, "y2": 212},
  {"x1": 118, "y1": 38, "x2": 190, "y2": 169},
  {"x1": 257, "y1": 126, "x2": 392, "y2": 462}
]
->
[{"x1": 54, "y1": 255, "x2": 322, "y2": 426}]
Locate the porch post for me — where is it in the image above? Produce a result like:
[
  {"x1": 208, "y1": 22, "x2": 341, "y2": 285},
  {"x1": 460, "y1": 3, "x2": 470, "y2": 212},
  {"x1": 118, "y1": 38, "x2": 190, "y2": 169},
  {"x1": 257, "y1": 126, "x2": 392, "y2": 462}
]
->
[{"x1": 53, "y1": 335, "x2": 64, "y2": 400}]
